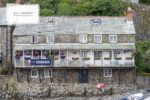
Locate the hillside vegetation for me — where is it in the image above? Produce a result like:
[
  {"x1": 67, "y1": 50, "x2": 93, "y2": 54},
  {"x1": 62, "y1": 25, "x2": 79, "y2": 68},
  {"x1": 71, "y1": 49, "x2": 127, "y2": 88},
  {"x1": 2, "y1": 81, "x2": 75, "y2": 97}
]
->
[{"x1": 9, "y1": 0, "x2": 132, "y2": 16}]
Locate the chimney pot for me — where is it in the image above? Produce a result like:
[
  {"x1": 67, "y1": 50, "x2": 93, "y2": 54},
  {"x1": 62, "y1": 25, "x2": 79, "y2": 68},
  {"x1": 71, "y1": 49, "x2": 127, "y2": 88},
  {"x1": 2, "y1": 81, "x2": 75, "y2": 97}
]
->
[
  {"x1": 0, "y1": 0, "x2": 6, "y2": 7},
  {"x1": 16, "y1": 0, "x2": 24, "y2": 4},
  {"x1": 126, "y1": 7, "x2": 134, "y2": 21}
]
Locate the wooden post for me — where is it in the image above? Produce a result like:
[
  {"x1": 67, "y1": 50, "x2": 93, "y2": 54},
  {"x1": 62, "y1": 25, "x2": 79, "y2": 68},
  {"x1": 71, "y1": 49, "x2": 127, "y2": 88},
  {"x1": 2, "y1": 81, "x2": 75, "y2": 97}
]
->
[
  {"x1": 27, "y1": 68, "x2": 30, "y2": 83},
  {"x1": 16, "y1": 69, "x2": 19, "y2": 83},
  {"x1": 67, "y1": 50, "x2": 68, "y2": 67},
  {"x1": 119, "y1": 67, "x2": 121, "y2": 85}
]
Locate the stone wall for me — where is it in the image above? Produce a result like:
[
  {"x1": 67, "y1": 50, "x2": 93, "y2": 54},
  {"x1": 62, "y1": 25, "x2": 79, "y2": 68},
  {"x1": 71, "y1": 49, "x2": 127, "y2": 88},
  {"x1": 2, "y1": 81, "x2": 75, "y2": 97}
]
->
[
  {"x1": 0, "y1": 75, "x2": 18, "y2": 100},
  {"x1": 0, "y1": 26, "x2": 14, "y2": 68},
  {"x1": 15, "y1": 68, "x2": 135, "y2": 85},
  {"x1": 13, "y1": 34, "x2": 135, "y2": 44},
  {"x1": 134, "y1": 4, "x2": 150, "y2": 40},
  {"x1": 16, "y1": 83, "x2": 136, "y2": 98}
]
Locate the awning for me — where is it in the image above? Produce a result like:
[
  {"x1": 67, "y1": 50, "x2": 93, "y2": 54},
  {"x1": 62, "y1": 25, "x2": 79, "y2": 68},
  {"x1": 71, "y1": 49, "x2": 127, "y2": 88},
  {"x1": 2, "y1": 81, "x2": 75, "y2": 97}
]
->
[{"x1": 14, "y1": 43, "x2": 135, "y2": 50}]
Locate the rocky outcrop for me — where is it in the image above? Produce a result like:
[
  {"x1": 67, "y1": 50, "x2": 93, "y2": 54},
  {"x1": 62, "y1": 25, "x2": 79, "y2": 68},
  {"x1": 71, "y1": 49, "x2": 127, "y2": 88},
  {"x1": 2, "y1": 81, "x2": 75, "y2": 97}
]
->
[
  {"x1": 16, "y1": 82, "x2": 136, "y2": 99},
  {"x1": 134, "y1": 4, "x2": 150, "y2": 40},
  {"x1": 0, "y1": 75, "x2": 18, "y2": 100}
]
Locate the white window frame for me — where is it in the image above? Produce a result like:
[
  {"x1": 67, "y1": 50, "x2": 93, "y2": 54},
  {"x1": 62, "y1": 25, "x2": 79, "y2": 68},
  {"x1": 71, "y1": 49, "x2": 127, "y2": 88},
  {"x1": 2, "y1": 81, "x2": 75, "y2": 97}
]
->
[
  {"x1": 44, "y1": 69, "x2": 52, "y2": 78},
  {"x1": 79, "y1": 35, "x2": 87, "y2": 43},
  {"x1": 31, "y1": 35, "x2": 38, "y2": 43},
  {"x1": 46, "y1": 35, "x2": 54, "y2": 43},
  {"x1": 94, "y1": 35, "x2": 102, "y2": 43},
  {"x1": 109, "y1": 35, "x2": 117, "y2": 43},
  {"x1": 80, "y1": 51, "x2": 88, "y2": 58},
  {"x1": 31, "y1": 69, "x2": 38, "y2": 78},
  {"x1": 103, "y1": 69, "x2": 112, "y2": 77}
]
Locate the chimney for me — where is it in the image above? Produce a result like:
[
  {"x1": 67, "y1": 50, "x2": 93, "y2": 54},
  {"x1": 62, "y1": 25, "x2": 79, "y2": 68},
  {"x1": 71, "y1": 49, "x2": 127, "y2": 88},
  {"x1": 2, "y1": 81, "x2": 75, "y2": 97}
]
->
[
  {"x1": 16, "y1": 0, "x2": 24, "y2": 4},
  {"x1": 0, "y1": 0, "x2": 6, "y2": 7},
  {"x1": 126, "y1": 7, "x2": 134, "y2": 21}
]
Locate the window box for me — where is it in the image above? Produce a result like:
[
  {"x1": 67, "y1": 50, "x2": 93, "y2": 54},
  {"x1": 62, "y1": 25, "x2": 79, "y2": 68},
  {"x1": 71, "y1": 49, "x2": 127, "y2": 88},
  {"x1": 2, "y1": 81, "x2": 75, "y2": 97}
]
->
[
  {"x1": 114, "y1": 57, "x2": 122, "y2": 60},
  {"x1": 126, "y1": 57, "x2": 133, "y2": 60},
  {"x1": 94, "y1": 57, "x2": 101, "y2": 60},
  {"x1": 54, "y1": 58, "x2": 59, "y2": 60},
  {"x1": 72, "y1": 57, "x2": 79, "y2": 60},
  {"x1": 83, "y1": 57, "x2": 90, "y2": 60},
  {"x1": 104, "y1": 57, "x2": 111, "y2": 60}
]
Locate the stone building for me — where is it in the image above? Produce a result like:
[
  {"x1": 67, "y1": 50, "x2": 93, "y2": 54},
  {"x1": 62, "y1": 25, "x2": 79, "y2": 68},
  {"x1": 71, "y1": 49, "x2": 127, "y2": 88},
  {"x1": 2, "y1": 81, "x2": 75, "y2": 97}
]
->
[
  {"x1": 13, "y1": 8, "x2": 136, "y2": 85},
  {"x1": 0, "y1": 1, "x2": 14, "y2": 68}
]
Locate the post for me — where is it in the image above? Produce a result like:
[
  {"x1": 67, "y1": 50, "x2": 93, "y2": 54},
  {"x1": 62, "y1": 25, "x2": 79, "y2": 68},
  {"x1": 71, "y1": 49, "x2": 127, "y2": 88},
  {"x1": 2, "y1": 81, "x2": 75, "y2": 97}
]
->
[
  {"x1": 41, "y1": 50, "x2": 42, "y2": 67},
  {"x1": 59, "y1": 50, "x2": 60, "y2": 67},
  {"x1": 80, "y1": 50, "x2": 81, "y2": 67},
  {"x1": 102, "y1": 50, "x2": 103, "y2": 66},
  {"x1": 67, "y1": 50, "x2": 68, "y2": 67},
  {"x1": 23, "y1": 50, "x2": 24, "y2": 67},
  {"x1": 90, "y1": 49, "x2": 93, "y2": 66}
]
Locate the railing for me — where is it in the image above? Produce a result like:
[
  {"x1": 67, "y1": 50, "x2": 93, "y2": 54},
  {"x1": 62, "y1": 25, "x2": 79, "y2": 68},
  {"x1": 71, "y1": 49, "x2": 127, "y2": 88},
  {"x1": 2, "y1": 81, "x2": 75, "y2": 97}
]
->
[
  {"x1": 15, "y1": 59, "x2": 134, "y2": 67},
  {"x1": 124, "y1": 61, "x2": 134, "y2": 66},
  {"x1": 68, "y1": 60, "x2": 80, "y2": 67}
]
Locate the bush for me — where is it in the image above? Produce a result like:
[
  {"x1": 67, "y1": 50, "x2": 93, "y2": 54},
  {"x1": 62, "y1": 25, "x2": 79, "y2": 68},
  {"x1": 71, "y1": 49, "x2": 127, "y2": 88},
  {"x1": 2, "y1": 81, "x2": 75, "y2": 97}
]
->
[
  {"x1": 139, "y1": 0, "x2": 150, "y2": 5},
  {"x1": 0, "y1": 67, "x2": 12, "y2": 75},
  {"x1": 27, "y1": 0, "x2": 132, "y2": 16}
]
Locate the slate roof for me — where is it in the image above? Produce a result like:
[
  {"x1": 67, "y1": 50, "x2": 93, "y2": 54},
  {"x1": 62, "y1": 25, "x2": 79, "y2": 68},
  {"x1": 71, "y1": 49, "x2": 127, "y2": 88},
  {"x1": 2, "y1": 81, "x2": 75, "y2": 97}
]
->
[
  {"x1": 0, "y1": 8, "x2": 7, "y2": 25},
  {"x1": 13, "y1": 16, "x2": 136, "y2": 35},
  {"x1": 14, "y1": 43, "x2": 135, "y2": 50}
]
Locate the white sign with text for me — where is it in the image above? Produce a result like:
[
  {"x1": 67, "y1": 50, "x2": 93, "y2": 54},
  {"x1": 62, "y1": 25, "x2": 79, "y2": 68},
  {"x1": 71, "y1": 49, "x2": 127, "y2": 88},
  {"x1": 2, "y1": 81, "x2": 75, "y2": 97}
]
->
[{"x1": 6, "y1": 4, "x2": 39, "y2": 25}]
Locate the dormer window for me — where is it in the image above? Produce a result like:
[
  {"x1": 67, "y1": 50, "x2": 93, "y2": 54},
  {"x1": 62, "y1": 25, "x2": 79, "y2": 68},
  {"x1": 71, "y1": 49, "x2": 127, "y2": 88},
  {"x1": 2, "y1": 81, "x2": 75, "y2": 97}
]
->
[
  {"x1": 79, "y1": 35, "x2": 87, "y2": 43},
  {"x1": 47, "y1": 35, "x2": 54, "y2": 43},
  {"x1": 31, "y1": 35, "x2": 38, "y2": 43},
  {"x1": 109, "y1": 35, "x2": 117, "y2": 43},
  {"x1": 90, "y1": 19, "x2": 102, "y2": 25},
  {"x1": 47, "y1": 18, "x2": 55, "y2": 24}
]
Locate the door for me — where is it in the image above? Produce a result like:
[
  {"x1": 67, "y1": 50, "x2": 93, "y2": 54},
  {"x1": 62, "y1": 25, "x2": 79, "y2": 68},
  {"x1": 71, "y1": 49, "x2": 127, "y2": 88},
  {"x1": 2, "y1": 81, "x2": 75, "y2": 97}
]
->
[{"x1": 79, "y1": 69, "x2": 88, "y2": 83}]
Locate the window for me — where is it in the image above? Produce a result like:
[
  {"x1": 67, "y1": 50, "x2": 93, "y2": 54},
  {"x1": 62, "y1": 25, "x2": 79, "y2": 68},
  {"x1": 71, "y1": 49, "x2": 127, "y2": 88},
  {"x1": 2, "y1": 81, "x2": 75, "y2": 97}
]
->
[
  {"x1": 79, "y1": 35, "x2": 87, "y2": 43},
  {"x1": 109, "y1": 35, "x2": 117, "y2": 43},
  {"x1": 90, "y1": 19, "x2": 102, "y2": 25},
  {"x1": 31, "y1": 69, "x2": 38, "y2": 78},
  {"x1": 94, "y1": 51, "x2": 102, "y2": 60},
  {"x1": 31, "y1": 35, "x2": 38, "y2": 43},
  {"x1": 44, "y1": 69, "x2": 52, "y2": 78},
  {"x1": 94, "y1": 35, "x2": 102, "y2": 43},
  {"x1": 104, "y1": 69, "x2": 112, "y2": 77},
  {"x1": 80, "y1": 51, "x2": 88, "y2": 58},
  {"x1": 47, "y1": 35, "x2": 54, "y2": 43}
]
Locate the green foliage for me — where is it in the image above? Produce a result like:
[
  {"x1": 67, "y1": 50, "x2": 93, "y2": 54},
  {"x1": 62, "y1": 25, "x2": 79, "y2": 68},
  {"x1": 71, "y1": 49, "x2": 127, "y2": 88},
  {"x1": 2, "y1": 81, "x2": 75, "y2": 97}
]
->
[
  {"x1": 139, "y1": 0, "x2": 150, "y2": 5},
  {"x1": 0, "y1": 67, "x2": 12, "y2": 75},
  {"x1": 27, "y1": 0, "x2": 58, "y2": 15},
  {"x1": 7, "y1": 0, "x2": 16, "y2": 3},
  {"x1": 136, "y1": 41, "x2": 150, "y2": 74},
  {"x1": 25, "y1": 0, "x2": 132, "y2": 16}
]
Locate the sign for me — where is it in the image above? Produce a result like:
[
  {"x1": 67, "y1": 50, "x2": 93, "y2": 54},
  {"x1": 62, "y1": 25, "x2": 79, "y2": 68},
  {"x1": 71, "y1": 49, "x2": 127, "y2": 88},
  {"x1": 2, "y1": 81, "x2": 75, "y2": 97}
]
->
[
  {"x1": 31, "y1": 59, "x2": 51, "y2": 65},
  {"x1": 6, "y1": 4, "x2": 39, "y2": 25}
]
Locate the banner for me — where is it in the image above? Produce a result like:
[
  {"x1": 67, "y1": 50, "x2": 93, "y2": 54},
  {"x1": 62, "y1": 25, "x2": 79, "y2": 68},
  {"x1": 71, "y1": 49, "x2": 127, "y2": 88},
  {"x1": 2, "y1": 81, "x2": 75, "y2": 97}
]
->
[{"x1": 31, "y1": 59, "x2": 52, "y2": 65}]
